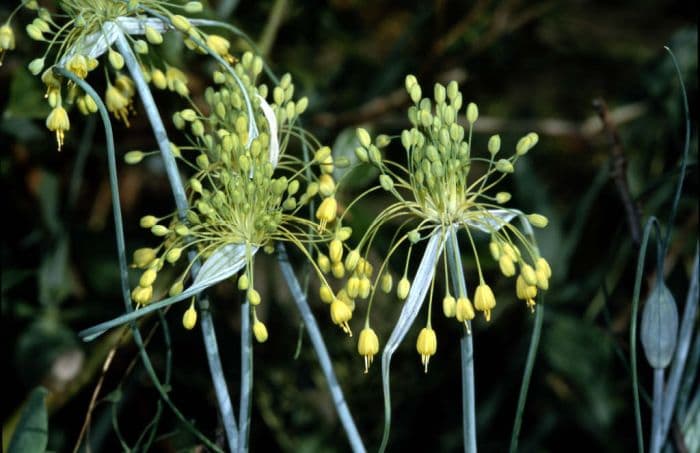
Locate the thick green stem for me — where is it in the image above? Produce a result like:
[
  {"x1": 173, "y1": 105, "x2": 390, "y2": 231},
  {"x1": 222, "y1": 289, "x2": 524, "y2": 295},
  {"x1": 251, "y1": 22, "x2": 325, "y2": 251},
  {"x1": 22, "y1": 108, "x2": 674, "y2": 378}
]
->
[
  {"x1": 277, "y1": 244, "x2": 366, "y2": 453},
  {"x1": 238, "y1": 300, "x2": 253, "y2": 453},
  {"x1": 445, "y1": 229, "x2": 477, "y2": 453}
]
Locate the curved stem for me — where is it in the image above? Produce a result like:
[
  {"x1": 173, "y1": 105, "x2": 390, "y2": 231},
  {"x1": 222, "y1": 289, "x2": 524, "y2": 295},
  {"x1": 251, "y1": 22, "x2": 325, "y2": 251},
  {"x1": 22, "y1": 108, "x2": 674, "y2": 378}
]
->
[
  {"x1": 114, "y1": 33, "x2": 239, "y2": 451},
  {"x1": 509, "y1": 303, "x2": 544, "y2": 453},
  {"x1": 56, "y1": 67, "x2": 223, "y2": 452},
  {"x1": 277, "y1": 244, "x2": 366, "y2": 453},
  {"x1": 631, "y1": 216, "x2": 662, "y2": 453}
]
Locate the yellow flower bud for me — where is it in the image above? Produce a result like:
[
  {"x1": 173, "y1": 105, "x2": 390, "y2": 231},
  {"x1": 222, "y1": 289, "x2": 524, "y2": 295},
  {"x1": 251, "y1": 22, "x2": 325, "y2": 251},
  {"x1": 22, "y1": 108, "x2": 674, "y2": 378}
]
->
[
  {"x1": 456, "y1": 297, "x2": 475, "y2": 322},
  {"x1": 253, "y1": 319, "x2": 268, "y2": 343},
  {"x1": 466, "y1": 102, "x2": 478, "y2": 124},
  {"x1": 46, "y1": 106, "x2": 70, "y2": 151},
  {"x1": 134, "y1": 40, "x2": 148, "y2": 54},
  {"x1": 247, "y1": 288, "x2": 261, "y2": 305},
  {"x1": 535, "y1": 269, "x2": 549, "y2": 290},
  {"x1": 498, "y1": 255, "x2": 516, "y2": 277},
  {"x1": 151, "y1": 225, "x2": 169, "y2": 236},
  {"x1": 495, "y1": 192, "x2": 511, "y2": 204},
  {"x1": 474, "y1": 284, "x2": 496, "y2": 321},
  {"x1": 488, "y1": 134, "x2": 501, "y2": 155},
  {"x1": 67, "y1": 54, "x2": 89, "y2": 78},
  {"x1": 521, "y1": 264, "x2": 538, "y2": 286},
  {"x1": 442, "y1": 295, "x2": 456, "y2": 318},
  {"x1": 502, "y1": 243, "x2": 519, "y2": 262},
  {"x1": 358, "y1": 327, "x2": 379, "y2": 373},
  {"x1": 151, "y1": 68, "x2": 167, "y2": 89},
  {"x1": 329, "y1": 239, "x2": 343, "y2": 263},
  {"x1": 344, "y1": 249, "x2": 360, "y2": 272},
  {"x1": 170, "y1": 14, "x2": 192, "y2": 32},
  {"x1": 206, "y1": 34, "x2": 231, "y2": 57},
  {"x1": 169, "y1": 280, "x2": 184, "y2": 297},
  {"x1": 527, "y1": 213, "x2": 549, "y2": 228},
  {"x1": 319, "y1": 284, "x2": 334, "y2": 304},
  {"x1": 379, "y1": 174, "x2": 394, "y2": 191},
  {"x1": 358, "y1": 277, "x2": 371, "y2": 299},
  {"x1": 346, "y1": 277, "x2": 360, "y2": 299},
  {"x1": 131, "y1": 285, "x2": 153, "y2": 306},
  {"x1": 182, "y1": 302, "x2": 197, "y2": 330},
  {"x1": 144, "y1": 25, "x2": 163, "y2": 45},
  {"x1": 495, "y1": 159, "x2": 514, "y2": 174},
  {"x1": 0, "y1": 24, "x2": 16, "y2": 52},
  {"x1": 330, "y1": 299, "x2": 352, "y2": 335},
  {"x1": 381, "y1": 272, "x2": 393, "y2": 293},
  {"x1": 28, "y1": 58, "x2": 45, "y2": 75},
  {"x1": 536, "y1": 257, "x2": 552, "y2": 279},
  {"x1": 238, "y1": 274, "x2": 249, "y2": 290},
  {"x1": 416, "y1": 327, "x2": 437, "y2": 373},
  {"x1": 397, "y1": 277, "x2": 410, "y2": 300},
  {"x1": 315, "y1": 197, "x2": 337, "y2": 231},
  {"x1": 133, "y1": 248, "x2": 157, "y2": 268},
  {"x1": 489, "y1": 241, "x2": 501, "y2": 260},
  {"x1": 108, "y1": 49, "x2": 124, "y2": 70},
  {"x1": 26, "y1": 24, "x2": 44, "y2": 41},
  {"x1": 331, "y1": 261, "x2": 345, "y2": 279},
  {"x1": 105, "y1": 83, "x2": 131, "y2": 125},
  {"x1": 356, "y1": 128, "x2": 371, "y2": 148},
  {"x1": 184, "y1": 1, "x2": 203, "y2": 13},
  {"x1": 139, "y1": 268, "x2": 157, "y2": 287},
  {"x1": 317, "y1": 253, "x2": 331, "y2": 274},
  {"x1": 318, "y1": 174, "x2": 336, "y2": 197},
  {"x1": 124, "y1": 150, "x2": 144, "y2": 164},
  {"x1": 139, "y1": 215, "x2": 158, "y2": 228}
]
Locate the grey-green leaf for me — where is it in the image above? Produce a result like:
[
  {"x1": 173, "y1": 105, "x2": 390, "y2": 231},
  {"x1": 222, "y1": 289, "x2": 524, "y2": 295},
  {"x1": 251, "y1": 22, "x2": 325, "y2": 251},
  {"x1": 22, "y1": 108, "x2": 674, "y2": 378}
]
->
[
  {"x1": 641, "y1": 282, "x2": 679, "y2": 368},
  {"x1": 8, "y1": 387, "x2": 49, "y2": 453}
]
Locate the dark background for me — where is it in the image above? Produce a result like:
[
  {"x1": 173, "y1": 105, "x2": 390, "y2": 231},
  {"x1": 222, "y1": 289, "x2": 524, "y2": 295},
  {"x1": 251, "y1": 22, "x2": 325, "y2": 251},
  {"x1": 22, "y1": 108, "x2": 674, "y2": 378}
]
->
[{"x1": 1, "y1": 1, "x2": 697, "y2": 452}]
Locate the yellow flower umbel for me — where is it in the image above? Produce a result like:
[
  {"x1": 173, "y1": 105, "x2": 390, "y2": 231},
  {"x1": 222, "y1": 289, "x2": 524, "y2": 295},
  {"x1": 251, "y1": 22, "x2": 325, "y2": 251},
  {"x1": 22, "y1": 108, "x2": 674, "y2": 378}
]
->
[
  {"x1": 342, "y1": 75, "x2": 551, "y2": 371},
  {"x1": 130, "y1": 53, "x2": 348, "y2": 335},
  {"x1": 13, "y1": 0, "x2": 237, "y2": 150}
]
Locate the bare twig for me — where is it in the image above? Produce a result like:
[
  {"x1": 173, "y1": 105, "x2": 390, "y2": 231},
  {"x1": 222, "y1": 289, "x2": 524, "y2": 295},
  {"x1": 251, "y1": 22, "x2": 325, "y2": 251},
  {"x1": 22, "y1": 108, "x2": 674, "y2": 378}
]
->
[{"x1": 593, "y1": 97, "x2": 642, "y2": 246}]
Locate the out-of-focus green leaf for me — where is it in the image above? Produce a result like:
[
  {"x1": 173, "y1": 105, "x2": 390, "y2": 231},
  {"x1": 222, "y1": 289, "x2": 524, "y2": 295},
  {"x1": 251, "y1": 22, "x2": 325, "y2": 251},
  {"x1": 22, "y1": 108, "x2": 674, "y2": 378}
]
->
[
  {"x1": 16, "y1": 318, "x2": 78, "y2": 385},
  {"x1": 1, "y1": 269, "x2": 35, "y2": 294},
  {"x1": 4, "y1": 68, "x2": 50, "y2": 120},
  {"x1": 37, "y1": 172, "x2": 61, "y2": 237},
  {"x1": 39, "y1": 238, "x2": 74, "y2": 307},
  {"x1": 8, "y1": 386, "x2": 49, "y2": 453}
]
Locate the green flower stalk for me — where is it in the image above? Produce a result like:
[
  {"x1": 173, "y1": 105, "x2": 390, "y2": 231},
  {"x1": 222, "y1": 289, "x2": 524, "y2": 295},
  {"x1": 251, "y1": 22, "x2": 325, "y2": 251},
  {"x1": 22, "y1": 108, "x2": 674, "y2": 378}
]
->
[{"x1": 346, "y1": 75, "x2": 551, "y2": 372}]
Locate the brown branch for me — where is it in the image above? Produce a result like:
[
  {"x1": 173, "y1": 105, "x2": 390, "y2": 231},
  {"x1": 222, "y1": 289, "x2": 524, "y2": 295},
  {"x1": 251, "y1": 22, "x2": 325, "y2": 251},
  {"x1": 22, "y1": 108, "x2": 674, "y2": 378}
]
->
[{"x1": 593, "y1": 97, "x2": 642, "y2": 246}]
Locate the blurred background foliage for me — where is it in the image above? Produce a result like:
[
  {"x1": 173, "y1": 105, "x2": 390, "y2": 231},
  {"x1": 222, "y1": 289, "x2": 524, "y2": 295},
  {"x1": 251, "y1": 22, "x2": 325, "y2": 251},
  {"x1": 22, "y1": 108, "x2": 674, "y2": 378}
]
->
[{"x1": 1, "y1": 0, "x2": 697, "y2": 452}]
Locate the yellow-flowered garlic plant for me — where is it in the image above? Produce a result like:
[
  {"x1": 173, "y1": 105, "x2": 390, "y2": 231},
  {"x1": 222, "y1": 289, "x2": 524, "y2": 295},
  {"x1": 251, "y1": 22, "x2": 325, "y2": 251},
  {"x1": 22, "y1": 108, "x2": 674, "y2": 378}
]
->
[
  {"x1": 128, "y1": 53, "x2": 353, "y2": 341},
  {"x1": 344, "y1": 75, "x2": 551, "y2": 373},
  {"x1": 5, "y1": 0, "x2": 237, "y2": 150}
]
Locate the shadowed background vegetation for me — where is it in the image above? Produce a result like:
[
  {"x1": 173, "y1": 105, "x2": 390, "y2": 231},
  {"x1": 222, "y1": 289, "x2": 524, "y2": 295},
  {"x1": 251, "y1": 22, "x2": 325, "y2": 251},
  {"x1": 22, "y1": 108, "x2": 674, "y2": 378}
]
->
[{"x1": 1, "y1": 0, "x2": 697, "y2": 451}]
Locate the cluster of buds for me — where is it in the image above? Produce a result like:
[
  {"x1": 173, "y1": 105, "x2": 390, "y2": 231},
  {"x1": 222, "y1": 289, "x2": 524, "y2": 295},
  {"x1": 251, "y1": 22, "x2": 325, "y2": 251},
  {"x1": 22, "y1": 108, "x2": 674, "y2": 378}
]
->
[
  {"x1": 341, "y1": 75, "x2": 551, "y2": 372},
  {"x1": 129, "y1": 52, "x2": 344, "y2": 339}
]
